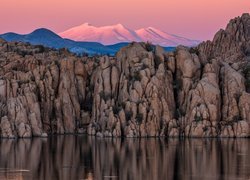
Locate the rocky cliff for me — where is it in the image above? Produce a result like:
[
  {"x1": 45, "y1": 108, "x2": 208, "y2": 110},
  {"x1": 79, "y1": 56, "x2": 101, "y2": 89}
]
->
[{"x1": 0, "y1": 13, "x2": 250, "y2": 138}]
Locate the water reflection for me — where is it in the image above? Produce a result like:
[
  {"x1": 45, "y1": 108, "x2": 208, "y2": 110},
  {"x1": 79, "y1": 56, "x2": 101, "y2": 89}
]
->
[{"x1": 0, "y1": 136, "x2": 250, "y2": 180}]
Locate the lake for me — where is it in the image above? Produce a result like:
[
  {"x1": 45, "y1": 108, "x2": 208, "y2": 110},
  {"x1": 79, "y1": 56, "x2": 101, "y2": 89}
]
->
[{"x1": 0, "y1": 136, "x2": 250, "y2": 180}]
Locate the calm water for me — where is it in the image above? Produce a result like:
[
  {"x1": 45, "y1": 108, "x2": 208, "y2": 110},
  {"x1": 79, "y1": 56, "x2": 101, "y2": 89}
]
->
[{"x1": 0, "y1": 136, "x2": 250, "y2": 180}]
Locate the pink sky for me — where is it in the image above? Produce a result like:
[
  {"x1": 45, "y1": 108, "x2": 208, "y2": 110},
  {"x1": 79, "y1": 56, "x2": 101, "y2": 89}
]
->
[{"x1": 0, "y1": 0, "x2": 249, "y2": 40}]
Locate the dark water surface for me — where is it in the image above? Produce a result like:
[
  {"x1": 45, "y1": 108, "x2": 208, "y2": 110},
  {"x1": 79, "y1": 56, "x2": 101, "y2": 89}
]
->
[{"x1": 0, "y1": 136, "x2": 250, "y2": 180}]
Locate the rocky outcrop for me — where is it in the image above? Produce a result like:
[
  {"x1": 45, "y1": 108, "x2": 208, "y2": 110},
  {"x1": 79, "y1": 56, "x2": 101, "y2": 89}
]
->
[
  {"x1": 0, "y1": 13, "x2": 250, "y2": 138},
  {"x1": 198, "y1": 13, "x2": 250, "y2": 63},
  {"x1": 0, "y1": 43, "x2": 93, "y2": 137},
  {"x1": 88, "y1": 44, "x2": 176, "y2": 137}
]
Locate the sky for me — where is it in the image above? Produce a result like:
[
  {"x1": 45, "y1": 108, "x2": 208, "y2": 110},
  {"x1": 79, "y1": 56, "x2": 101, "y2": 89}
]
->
[{"x1": 0, "y1": 0, "x2": 249, "y2": 40}]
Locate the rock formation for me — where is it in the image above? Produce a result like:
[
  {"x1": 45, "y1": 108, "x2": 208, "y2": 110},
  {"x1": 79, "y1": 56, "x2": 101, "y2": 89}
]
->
[{"x1": 0, "y1": 13, "x2": 250, "y2": 138}]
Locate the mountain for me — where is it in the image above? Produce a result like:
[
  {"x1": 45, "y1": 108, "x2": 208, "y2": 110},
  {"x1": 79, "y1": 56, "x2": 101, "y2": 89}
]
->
[
  {"x1": 59, "y1": 23, "x2": 200, "y2": 46},
  {"x1": 59, "y1": 23, "x2": 141, "y2": 45},
  {"x1": 0, "y1": 28, "x2": 176, "y2": 55},
  {"x1": 0, "y1": 28, "x2": 117, "y2": 55},
  {"x1": 135, "y1": 27, "x2": 199, "y2": 46}
]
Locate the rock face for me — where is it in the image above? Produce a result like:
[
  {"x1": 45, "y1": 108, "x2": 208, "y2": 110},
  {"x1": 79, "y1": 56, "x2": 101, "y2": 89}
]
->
[
  {"x1": 0, "y1": 13, "x2": 250, "y2": 138},
  {"x1": 88, "y1": 44, "x2": 176, "y2": 137}
]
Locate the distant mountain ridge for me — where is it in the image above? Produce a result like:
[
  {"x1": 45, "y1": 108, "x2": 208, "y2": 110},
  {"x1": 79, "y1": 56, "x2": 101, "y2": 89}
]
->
[
  {"x1": 59, "y1": 23, "x2": 200, "y2": 46},
  {"x1": 0, "y1": 28, "x2": 176, "y2": 55},
  {"x1": 0, "y1": 28, "x2": 117, "y2": 55}
]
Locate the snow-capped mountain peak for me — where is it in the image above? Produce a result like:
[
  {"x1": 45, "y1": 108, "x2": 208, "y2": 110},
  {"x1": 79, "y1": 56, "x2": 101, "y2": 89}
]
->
[
  {"x1": 111, "y1": 23, "x2": 125, "y2": 28},
  {"x1": 81, "y1": 22, "x2": 92, "y2": 26},
  {"x1": 59, "y1": 23, "x2": 199, "y2": 46}
]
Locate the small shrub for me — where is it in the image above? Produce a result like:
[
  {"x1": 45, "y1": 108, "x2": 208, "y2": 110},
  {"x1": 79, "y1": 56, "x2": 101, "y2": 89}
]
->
[
  {"x1": 128, "y1": 71, "x2": 141, "y2": 82},
  {"x1": 83, "y1": 96, "x2": 93, "y2": 112},
  {"x1": 242, "y1": 65, "x2": 250, "y2": 77},
  {"x1": 99, "y1": 91, "x2": 105, "y2": 99},
  {"x1": 16, "y1": 49, "x2": 33, "y2": 57},
  {"x1": 173, "y1": 79, "x2": 183, "y2": 90},
  {"x1": 40, "y1": 73, "x2": 45, "y2": 80},
  {"x1": 136, "y1": 113, "x2": 143, "y2": 124},
  {"x1": 59, "y1": 48, "x2": 70, "y2": 55},
  {"x1": 134, "y1": 71, "x2": 141, "y2": 81},
  {"x1": 113, "y1": 105, "x2": 122, "y2": 115},
  {"x1": 88, "y1": 84, "x2": 94, "y2": 92},
  {"x1": 128, "y1": 74, "x2": 133, "y2": 81},
  {"x1": 125, "y1": 111, "x2": 133, "y2": 121},
  {"x1": 234, "y1": 93, "x2": 241, "y2": 104},
  {"x1": 120, "y1": 102, "x2": 126, "y2": 109},
  {"x1": 106, "y1": 93, "x2": 112, "y2": 100},
  {"x1": 242, "y1": 65, "x2": 250, "y2": 93},
  {"x1": 245, "y1": 79, "x2": 250, "y2": 92},
  {"x1": 34, "y1": 45, "x2": 46, "y2": 53},
  {"x1": 94, "y1": 57, "x2": 100, "y2": 63},
  {"x1": 194, "y1": 114, "x2": 202, "y2": 122},
  {"x1": 0, "y1": 102, "x2": 7, "y2": 117},
  {"x1": 141, "y1": 63, "x2": 149, "y2": 70},
  {"x1": 54, "y1": 60, "x2": 60, "y2": 67},
  {"x1": 190, "y1": 47, "x2": 199, "y2": 55},
  {"x1": 136, "y1": 100, "x2": 144, "y2": 105},
  {"x1": 203, "y1": 126, "x2": 208, "y2": 132},
  {"x1": 175, "y1": 108, "x2": 186, "y2": 119},
  {"x1": 99, "y1": 91, "x2": 112, "y2": 101},
  {"x1": 145, "y1": 42, "x2": 154, "y2": 52},
  {"x1": 82, "y1": 52, "x2": 89, "y2": 57},
  {"x1": 232, "y1": 115, "x2": 240, "y2": 122},
  {"x1": 12, "y1": 66, "x2": 18, "y2": 71},
  {"x1": 92, "y1": 63, "x2": 98, "y2": 70},
  {"x1": 18, "y1": 79, "x2": 30, "y2": 85},
  {"x1": 154, "y1": 56, "x2": 162, "y2": 69},
  {"x1": 30, "y1": 76, "x2": 35, "y2": 82}
]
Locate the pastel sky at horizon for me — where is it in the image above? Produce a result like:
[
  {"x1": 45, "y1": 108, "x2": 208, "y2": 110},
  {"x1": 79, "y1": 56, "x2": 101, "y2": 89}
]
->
[{"x1": 0, "y1": 0, "x2": 249, "y2": 40}]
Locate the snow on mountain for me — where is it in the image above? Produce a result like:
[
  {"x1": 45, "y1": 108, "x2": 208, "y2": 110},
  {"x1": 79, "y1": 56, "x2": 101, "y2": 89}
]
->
[
  {"x1": 0, "y1": 27, "x2": 178, "y2": 55},
  {"x1": 59, "y1": 23, "x2": 141, "y2": 45},
  {"x1": 0, "y1": 28, "x2": 117, "y2": 55},
  {"x1": 59, "y1": 23, "x2": 200, "y2": 46},
  {"x1": 135, "y1": 27, "x2": 199, "y2": 46}
]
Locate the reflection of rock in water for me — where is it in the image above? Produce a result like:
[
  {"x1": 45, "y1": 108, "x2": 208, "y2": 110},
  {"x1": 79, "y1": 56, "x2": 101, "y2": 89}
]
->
[
  {"x1": 0, "y1": 137, "x2": 250, "y2": 180},
  {"x1": 0, "y1": 169, "x2": 29, "y2": 180}
]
